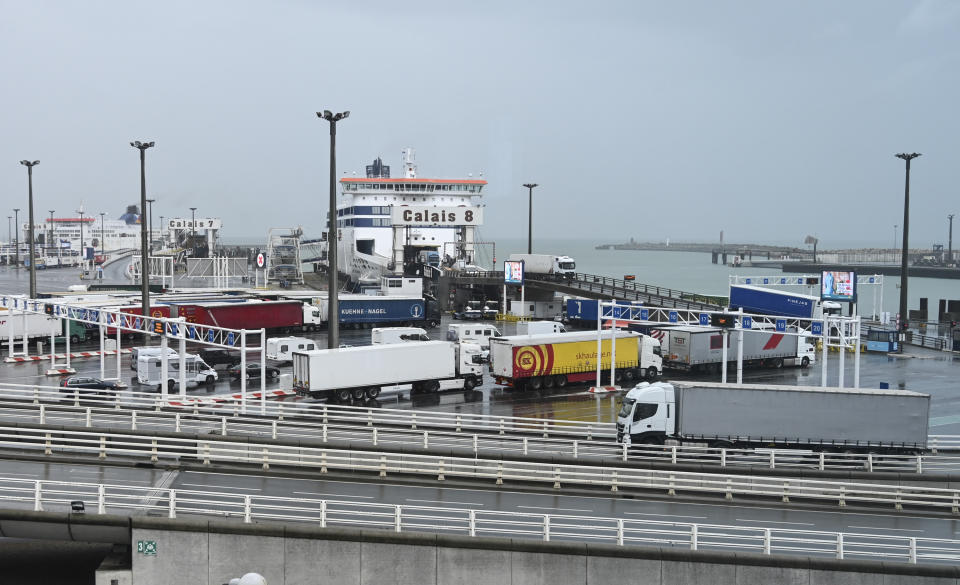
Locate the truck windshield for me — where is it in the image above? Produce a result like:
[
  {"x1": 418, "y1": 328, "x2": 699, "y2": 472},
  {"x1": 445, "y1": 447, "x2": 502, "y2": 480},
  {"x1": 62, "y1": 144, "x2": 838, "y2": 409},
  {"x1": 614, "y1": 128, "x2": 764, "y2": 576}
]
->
[
  {"x1": 618, "y1": 398, "x2": 635, "y2": 418},
  {"x1": 558, "y1": 262, "x2": 576, "y2": 270},
  {"x1": 634, "y1": 403, "x2": 658, "y2": 421}
]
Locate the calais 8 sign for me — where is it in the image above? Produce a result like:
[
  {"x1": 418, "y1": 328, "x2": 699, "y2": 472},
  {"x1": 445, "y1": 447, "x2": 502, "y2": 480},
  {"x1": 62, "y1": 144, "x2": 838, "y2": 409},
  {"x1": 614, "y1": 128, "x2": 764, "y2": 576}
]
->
[
  {"x1": 504, "y1": 260, "x2": 524, "y2": 285},
  {"x1": 390, "y1": 206, "x2": 483, "y2": 227},
  {"x1": 821, "y1": 270, "x2": 857, "y2": 302}
]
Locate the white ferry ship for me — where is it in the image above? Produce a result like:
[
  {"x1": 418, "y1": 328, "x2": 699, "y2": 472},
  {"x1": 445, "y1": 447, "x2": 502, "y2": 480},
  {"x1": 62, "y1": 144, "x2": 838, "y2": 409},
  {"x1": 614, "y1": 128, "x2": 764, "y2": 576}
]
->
[
  {"x1": 34, "y1": 205, "x2": 157, "y2": 254},
  {"x1": 333, "y1": 148, "x2": 487, "y2": 286}
]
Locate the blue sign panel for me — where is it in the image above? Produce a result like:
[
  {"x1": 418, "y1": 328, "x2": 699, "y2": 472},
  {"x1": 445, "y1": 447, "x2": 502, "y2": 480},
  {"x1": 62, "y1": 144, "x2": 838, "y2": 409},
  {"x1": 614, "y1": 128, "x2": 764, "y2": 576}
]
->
[
  {"x1": 811, "y1": 322, "x2": 823, "y2": 336},
  {"x1": 640, "y1": 308, "x2": 649, "y2": 321},
  {"x1": 206, "y1": 330, "x2": 215, "y2": 343},
  {"x1": 742, "y1": 316, "x2": 752, "y2": 329},
  {"x1": 669, "y1": 311, "x2": 678, "y2": 323},
  {"x1": 868, "y1": 277, "x2": 875, "y2": 284},
  {"x1": 188, "y1": 326, "x2": 197, "y2": 339},
  {"x1": 168, "y1": 324, "x2": 178, "y2": 336},
  {"x1": 227, "y1": 332, "x2": 235, "y2": 346},
  {"x1": 699, "y1": 313, "x2": 709, "y2": 326},
  {"x1": 90, "y1": 310, "x2": 99, "y2": 321},
  {"x1": 797, "y1": 277, "x2": 804, "y2": 284},
  {"x1": 134, "y1": 318, "x2": 142, "y2": 330},
  {"x1": 775, "y1": 319, "x2": 786, "y2": 332},
  {"x1": 745, "y1": 278, "x2": 752, "y2": 284},
  {"x1": 763, "y1": 278, "x2": 769, "y2": 285}
]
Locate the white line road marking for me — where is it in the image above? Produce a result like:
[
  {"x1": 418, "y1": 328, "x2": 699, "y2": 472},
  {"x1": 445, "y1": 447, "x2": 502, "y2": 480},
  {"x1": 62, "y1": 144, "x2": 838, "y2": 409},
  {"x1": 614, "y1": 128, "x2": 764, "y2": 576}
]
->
[
  {"x1": 406, "y1": 499, "x2": 485, "y2": 507},
  {"x1": 517, "y1": 505, "x2": 592, "y2": 512},
  {"x1": 181, "y1": 482, "x2": 261, "y2": 491},
  {"x1": 292, "y1": 491, "x2": 374, "y2": 499},
  {"x1": 735, "y1": 519, "x2": 815, "y2": 526},
  {"x1": 623, "y1": 512, "x2": 707, "y2": 520},
  {"x1": 847, "y1": 526, "x2": 926, "y2": 533}
]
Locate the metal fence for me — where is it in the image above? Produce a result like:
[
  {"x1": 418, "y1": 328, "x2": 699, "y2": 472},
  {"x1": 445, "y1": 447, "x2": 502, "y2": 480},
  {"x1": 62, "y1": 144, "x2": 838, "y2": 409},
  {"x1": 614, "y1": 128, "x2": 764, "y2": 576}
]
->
[{"x1": 1, "y1": 475, "x2": 958, "y2": 565}]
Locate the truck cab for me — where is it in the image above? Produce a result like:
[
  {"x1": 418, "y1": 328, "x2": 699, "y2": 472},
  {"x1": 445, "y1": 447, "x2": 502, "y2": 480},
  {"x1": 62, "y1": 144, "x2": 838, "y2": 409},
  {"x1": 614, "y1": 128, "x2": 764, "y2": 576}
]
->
[
  {"x1": 302, "y1": 303, "x2": 323, "y2": 331},
  {"x1": 616, "y1": 382, "x2": 674, "y2": 444},
  {"x1": 371, "y1": 327, "x2": 429, "y2": 345},
  {"x1": 554, "y1": 255, "x2": 577, "y2": 278}
]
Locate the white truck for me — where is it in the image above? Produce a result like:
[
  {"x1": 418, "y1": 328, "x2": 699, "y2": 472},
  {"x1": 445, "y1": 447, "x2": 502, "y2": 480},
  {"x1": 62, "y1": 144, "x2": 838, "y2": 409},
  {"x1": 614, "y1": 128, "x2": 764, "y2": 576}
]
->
[
  {"x1": 371, "y1": 327, "x2": 430, "y2": 345},
  {"x1": 506, "y1": 253, "x2": 577, "y2": 279},
  {"x1": 292, "y1": 340, "x2": 484, "y2": 402},
  {"x1": 656, "y1": 325, "x2": 803, "y2": 373},
  {"x1": 137, "y1": 353, "x2": 218, "y2": 390},
  {"x1": 0, "y1": 307, "x2": 61, "y2": 347},
  {"x1": 266, "y1": 336, "x2": 316, "y2": 362},
  {"x1": 617, "y1": 381, "x2": 930, "y2": 453},
  {"x1": 516, "y1": 321, "x2": 566, "y2": 335}
]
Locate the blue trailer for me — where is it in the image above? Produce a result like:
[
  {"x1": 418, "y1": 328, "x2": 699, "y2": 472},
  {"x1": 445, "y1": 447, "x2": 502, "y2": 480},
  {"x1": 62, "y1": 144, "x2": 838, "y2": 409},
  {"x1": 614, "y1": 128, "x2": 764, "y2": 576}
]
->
[
  {"x1": 565, "y1": 299, "x2": 644, "y2": 328},
  {"x1": 728, "y1": 285, "x2": 819, "y2": 319},
  {"x1": 338, "y1": 296, "x2": 440, "y2": 328}
]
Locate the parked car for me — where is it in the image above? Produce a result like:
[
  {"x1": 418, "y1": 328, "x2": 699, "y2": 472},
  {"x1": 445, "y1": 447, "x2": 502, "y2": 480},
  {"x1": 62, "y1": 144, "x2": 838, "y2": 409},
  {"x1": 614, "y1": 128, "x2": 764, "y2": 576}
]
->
[
  {"x1": 226, "y1": 362, "x2": 281, "y2": 379},
  {"x1": 452, "y1": 309, "x2": 483, "y2": 320},
  {"x1": 199, "y1": 349, "x2": 242, "y2": 369},
  {"x1": 59, "y1": 376, "x2": 121, "y2": 397}
]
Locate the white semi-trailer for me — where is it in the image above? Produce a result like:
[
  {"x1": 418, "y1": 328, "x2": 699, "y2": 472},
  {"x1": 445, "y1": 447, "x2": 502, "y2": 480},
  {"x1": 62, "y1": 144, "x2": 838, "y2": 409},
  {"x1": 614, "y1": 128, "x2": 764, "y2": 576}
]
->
[
  {"x1": 292, "y1": 340, "x2": 484, "y2": 402},
  {"x1": 506, "y1": 253, "x2": 577, "y2": 279},
  {"x1": 656, "y1": 326, "x2": 801, "y2": 372},
  {"x1": 617, "y1": 381, "x2": 930, "y2": 453}
]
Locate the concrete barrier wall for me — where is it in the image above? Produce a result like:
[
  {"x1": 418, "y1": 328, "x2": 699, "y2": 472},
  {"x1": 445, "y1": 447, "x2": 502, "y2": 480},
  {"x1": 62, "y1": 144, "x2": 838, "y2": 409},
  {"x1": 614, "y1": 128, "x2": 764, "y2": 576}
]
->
[{"x1": 126, "y1": 518, "x2": 960, "y2": 585}]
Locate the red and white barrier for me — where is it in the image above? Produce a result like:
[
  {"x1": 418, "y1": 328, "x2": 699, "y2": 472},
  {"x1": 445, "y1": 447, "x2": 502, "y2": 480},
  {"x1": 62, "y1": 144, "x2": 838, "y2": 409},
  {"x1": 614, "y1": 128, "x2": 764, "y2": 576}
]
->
[
  {"x1": 587, "y1": 385, "x2": 620, "y2": 393},
  {"x1": 45, "y1": 367, "x2": 77, "y2": 376},
  {"x1": 5, "y1": 349, "x2": 132, "y2": 363},
  {"x1": 167, "y1": 388, "x2": 295, "y2": 407}
]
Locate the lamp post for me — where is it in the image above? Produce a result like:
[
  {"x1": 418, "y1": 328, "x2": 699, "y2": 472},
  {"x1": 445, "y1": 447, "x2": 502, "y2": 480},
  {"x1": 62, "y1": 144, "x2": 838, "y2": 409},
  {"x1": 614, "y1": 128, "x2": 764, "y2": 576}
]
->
[
  {"x1": 19, "y1": 160, "x2": 40, "y2": 298},
  {"x1": 895, "y1": 152, "x2": 921, "y2": 350},
  {"x1": 130, "y1": 140, "x2": 155, "y2": 329},
  {"x1": 317, "y1": 109, "x2": 350, "y2": 349},
  {"x1": 523, "y1": 183, "x2": 538, "y2": 254},
  {"x1": 48, "y1": 211, "x2": 55, "y2": 257},
  {"x1": 893, "y1": 225, "x2": 898, "y2": 250},
  {"x1": 159, "y1": 215, "x2": 164, "y2": 245},
  {"x1": 189, "y1": 207, "x2": 197, "y2": 256},
  {"x1": 6, "y1": 216, "x2": 10, "y2": 265},
  {"x1": 949, "y1": 214, "x2": 955, "y2": 266},
  {"x1": 99, "y1": 212, "x2": 106, "y2": 260},
  {"x1": 146, "y1": 198, "x2": 155, "y2": 251},
  {"x1": 12, "y1": 208, "x2": 20, "y2": 268}
]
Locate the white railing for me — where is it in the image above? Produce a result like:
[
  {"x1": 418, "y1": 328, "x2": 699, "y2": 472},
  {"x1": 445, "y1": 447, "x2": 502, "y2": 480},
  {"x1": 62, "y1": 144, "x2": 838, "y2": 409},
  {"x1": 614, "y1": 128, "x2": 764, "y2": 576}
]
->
[
  {"x1": 5, "y1": 399, "x2": 960, "y2": 475},
  {"x1": 0, "y1": 476, "x2": 958, "y2": 565},
  {"x1": 0, "y1": 381, "x2": 615, "y2": 439},
  {"x1": 3, "y1": 425, "x2": 960, "y2": 513}
]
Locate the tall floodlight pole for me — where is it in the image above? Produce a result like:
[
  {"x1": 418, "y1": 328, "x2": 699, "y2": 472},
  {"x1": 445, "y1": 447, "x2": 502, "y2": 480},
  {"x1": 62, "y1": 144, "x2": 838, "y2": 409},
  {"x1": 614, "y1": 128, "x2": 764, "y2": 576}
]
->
[
  {"x1": 131, "y1": 140, "x2": 155, "y2": 328},
  {"x1": 949, "y1": 214, "x2": 955, "y2": 266},
  {"x1": 893, "y1": 225, "x2": 898, "y2": 249},
  {"x1": 523, "y1": 183, "x2": 538, "y2": 254},
  {"x1": 146, "y1": 198, "x2": 155, "y2": 251},
  {"x1": 895, "y1": 152, "x2": 920, "y2": 352},
  {"x1": 99, "y1": 212, "x2": 106, "y2": 259},
  {"x1": 317, "y1": 109, "x2": 350, "y2": 349},
  {"x1": 12, "y1": 208, "x2": 20, "y2": 268},
  {"x1": 20, "y1": 160, "x2": 40, "y2": 298},
  {"x1": 48, "y1": 210, "x2": 55, "y2": 255}
]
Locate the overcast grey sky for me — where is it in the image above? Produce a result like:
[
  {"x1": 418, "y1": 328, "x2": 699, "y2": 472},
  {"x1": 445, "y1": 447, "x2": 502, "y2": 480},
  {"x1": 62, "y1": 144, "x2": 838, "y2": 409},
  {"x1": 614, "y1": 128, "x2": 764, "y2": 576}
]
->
[{"x1": 1, "y1": 1, "x2": 957, "y2": 248}]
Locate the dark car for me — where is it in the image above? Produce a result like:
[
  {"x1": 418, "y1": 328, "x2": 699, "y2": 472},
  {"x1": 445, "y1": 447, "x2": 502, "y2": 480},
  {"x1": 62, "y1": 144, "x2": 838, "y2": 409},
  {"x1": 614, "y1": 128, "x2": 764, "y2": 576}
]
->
[
  {"x1": 226, "y1": 362, "x2": 281, "y2": 379},
  {"x1": 59, "y1": 376, "x2": 121, "y2": 397},
  {"x1": 199, "y1": 349, "x2": 242, "y2": 369},
  {"x1": 453, "y1": 309, "x2": 483, "y2": 321}
]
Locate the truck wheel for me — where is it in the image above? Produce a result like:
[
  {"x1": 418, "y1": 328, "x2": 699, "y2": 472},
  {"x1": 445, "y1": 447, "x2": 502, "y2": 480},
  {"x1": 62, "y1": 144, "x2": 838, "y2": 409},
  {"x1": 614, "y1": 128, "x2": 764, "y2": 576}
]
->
[
  {"x1": 205, "y1": 375, "x2": 215, "y2": 385},
  {"x1": 365, "y1": 387, "x2": 380, "y2": 399},
  {"x1": 623, "y1": 369, "x2": 635, "y2": 382},
  {"x1": 351, "y1": 387, "x2": 366, "y2": 400},
  {"x1": 168, "y1": 379, "x2": 177, "y2": 390},
  {"x1": 336, "y1": 389, "x2": 351, "y2": 402},
  {"x1": 801, "y1": 356, "x2": 810, "y2": 368},
  {"x1": 463, "y1": 376, "x2": 476, "y2": 391},
  {"x1": 772, "y1": 358, "x2": 784, "y2": 369},
  {"x1": 554, "y1": 375, "x2": 567, "y2": 388},
  {"x1": 542, "y1": 376, "x2": 555, "y2": 389},
  {"x1": 426, "y1": 380, "x2": 440, "y2": 393},
  {"x1": 646, "y1": 367, "x2": 658, "y2": 380},
  {"x1": 70, "y1": 334, "x2": 80, "y2": 344},
  {"x1": 428, "y1": 320, "x2": 439, "y2": 329},
  {"x1": 528, "y1": 377, "x2": 543, "y2": 391}
]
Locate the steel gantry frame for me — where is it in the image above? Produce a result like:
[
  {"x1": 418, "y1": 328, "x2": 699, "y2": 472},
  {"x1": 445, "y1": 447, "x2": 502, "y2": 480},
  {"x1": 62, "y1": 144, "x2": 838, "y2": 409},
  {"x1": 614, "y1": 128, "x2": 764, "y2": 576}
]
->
[
  {"x1": 594, "y1": 301, "x2": 862, "y2": 389},
  {"x1": 0, "y1": 294, "x2": 268, "y2": 414}
]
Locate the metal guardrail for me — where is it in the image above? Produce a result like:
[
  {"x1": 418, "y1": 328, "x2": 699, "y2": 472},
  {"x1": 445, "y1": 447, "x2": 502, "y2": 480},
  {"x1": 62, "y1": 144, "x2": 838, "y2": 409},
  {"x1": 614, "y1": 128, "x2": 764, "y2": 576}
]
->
[
  {"x1": 7, "y1": 399, "x2": 960, "y2": 475},
  {"x1": 5, "y1": 425, "x2": 960, "y2": 513},
  {"x1": 1, "y1": 475, "x2": 958, "y2": 565},
  {"x1": 0, "y1": 381, "x2": 613, "y2": 440}
]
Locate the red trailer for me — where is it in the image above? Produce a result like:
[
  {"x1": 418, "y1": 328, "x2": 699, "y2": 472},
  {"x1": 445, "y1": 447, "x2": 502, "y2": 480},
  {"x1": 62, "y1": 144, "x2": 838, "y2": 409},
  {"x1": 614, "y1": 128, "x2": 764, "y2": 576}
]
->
[
  {"x1": 170, "y1": 300, "x2": 305, "y2": 331},
  {"x1": 105, "y1": 305, "x2": 171, "y2": 335}
]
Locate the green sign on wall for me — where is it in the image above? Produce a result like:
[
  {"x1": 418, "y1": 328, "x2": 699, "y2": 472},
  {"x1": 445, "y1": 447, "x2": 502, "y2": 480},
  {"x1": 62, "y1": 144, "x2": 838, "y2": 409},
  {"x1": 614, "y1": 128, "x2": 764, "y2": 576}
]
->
[{"x1": 137, "y1": 540, "x2": 157, "y2": 556}]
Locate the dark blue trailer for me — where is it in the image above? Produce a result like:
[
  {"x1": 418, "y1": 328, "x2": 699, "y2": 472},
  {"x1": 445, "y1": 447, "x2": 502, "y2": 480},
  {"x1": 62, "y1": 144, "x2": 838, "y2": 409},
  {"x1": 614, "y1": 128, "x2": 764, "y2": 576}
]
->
[
  {"x1": 728, "y1": 285, "x2": 819, "y2": 319},
  {"x1": 338, "y1": 296, "x2": 439, "y2": 328}
]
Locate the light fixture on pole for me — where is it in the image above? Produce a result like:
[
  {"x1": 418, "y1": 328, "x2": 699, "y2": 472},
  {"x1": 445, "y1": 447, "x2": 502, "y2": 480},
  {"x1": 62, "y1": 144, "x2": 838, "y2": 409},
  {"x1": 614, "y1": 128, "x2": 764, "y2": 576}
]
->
[
  {"x1": 317, "y1": 108, "x2": 350, "y2": 349},
  {"x1": 130, "y1": 140, "x2": 155, "y2": 329},
  {"x1": 948, "y1": 214, "x2": 955, "y2": 266},
  {"x1": 12, "y1": 208, "x2": 20, "y2": 269},
  {"x1": 19, "y1": 160, "x2": 40, "y2": 298},
  {"x1": 48, "y1": 210, "x2": 55, "y2": 257},
  {"x1": 523, "y1": 183, "x2": 538, "y2": 254},
  {"x1": 895, "y1": 152, "x2": 920, "y2": 351},
  {"x1": 189, "y1": 207, "x2": 197, "y2": 256},
  {"x1": 893, "y1": 225, "x2": 898, "y2": 250}
]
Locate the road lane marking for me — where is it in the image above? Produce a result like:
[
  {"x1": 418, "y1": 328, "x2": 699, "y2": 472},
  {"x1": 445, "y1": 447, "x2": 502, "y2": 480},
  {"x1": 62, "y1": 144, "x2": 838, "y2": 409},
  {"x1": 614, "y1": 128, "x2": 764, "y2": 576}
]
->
[
  {"x1": 623, "y1": 512, "x2": 707, "y2": 520},
  {"x1": 293, "y1": 491, "x2": 374, "y2": 499},
  {"x1": 181, "y1": 482, "x2": 261, "y2": 491},
  {"x1": 847, "y1": 526, "x2": 925, "y2": 533},
  {"x1": 406, "y1": 499, "x2": 484, "y2": 507},
  {"x1": 518, "y1": 505, "x2": 592, "y2": 512},
  {"x1": 735, "y1": 519, "x2": 814, "y2": 526}
]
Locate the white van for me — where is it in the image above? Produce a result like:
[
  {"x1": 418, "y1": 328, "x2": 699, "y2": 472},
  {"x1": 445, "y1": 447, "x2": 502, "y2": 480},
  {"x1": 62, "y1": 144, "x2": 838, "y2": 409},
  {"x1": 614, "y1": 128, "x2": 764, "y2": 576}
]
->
[
  {"x1": 371, "y1": 327, "x2": 430, "y2": 345},
  {"x1": 446, "y1": 324, "x2": 502, "y2": 349},
  {"x1": 130, "y1": 346, "x2": 179, "y2": 371},
  {"x1": 266, "y1": 336, "x2": 316, "y2": 362},
  {"x1": 516, "y1": 321, "x2": 567, "y2": 335},
  {"x1": 137, "y1": 354, "x2": 217, "y2": 390}
]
